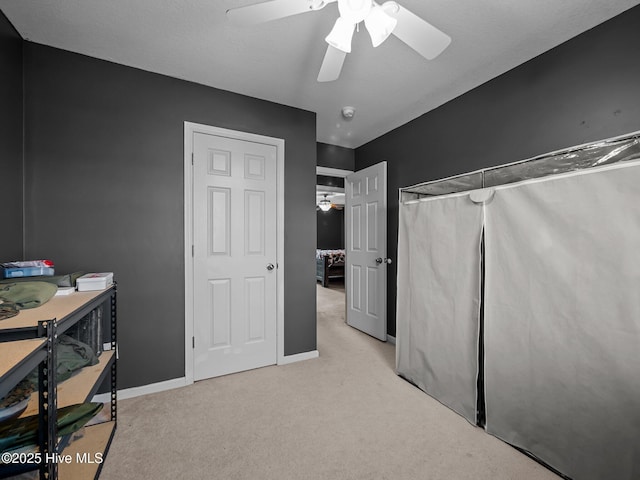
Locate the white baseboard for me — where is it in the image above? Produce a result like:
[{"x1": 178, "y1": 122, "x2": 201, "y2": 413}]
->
[
  {"x1": 92, "y1": 376, "x2": 188, "y2": 403},
  {"x1": 387, "y1": 335, "x2": 396, "y2": 345},
  {"x1": 278, "y1": 349, "x2": 319, "y2": 365},
  {"x1": 93, "y1": 351, "x2": 320, "y2": 403}
]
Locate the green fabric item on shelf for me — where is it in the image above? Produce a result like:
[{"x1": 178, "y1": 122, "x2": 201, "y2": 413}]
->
[
  {"x1": 0, "y1": 402, "x2": 104, "y2": 452},
  {"x1": 0, "y1": 301, "x2": 19, "y2": 320},
  {"x1": 0, "y1": 282, "x2": 57, "y2": 310},
  {"x1": 26, "y1": 334, "x2": 99, "y2": 388},
  {"x1": 57, "y1": 334, "x2": 100, "y2": 382}
]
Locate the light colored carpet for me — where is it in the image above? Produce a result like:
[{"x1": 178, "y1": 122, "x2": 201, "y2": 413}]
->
[{"x1": 100, "y1": 283, "x2": 558, "y2": 480}]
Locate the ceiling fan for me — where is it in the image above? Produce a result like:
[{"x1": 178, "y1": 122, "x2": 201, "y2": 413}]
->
[
  {"x1": 317, "y1": 193, "x2": 344, "y2": 211},
  {"x1": 226, "y1": 0, "x2": 451, "y2": 82}
]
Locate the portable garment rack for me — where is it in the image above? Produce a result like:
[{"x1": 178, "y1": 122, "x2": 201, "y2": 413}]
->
[{"x1": 396, "y1": 129, "x2": 640, "y2": 480}]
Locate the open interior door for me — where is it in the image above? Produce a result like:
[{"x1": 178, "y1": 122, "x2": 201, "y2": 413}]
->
[{"x1": 345, "y1": 161, "x2": 388, "y2": 341}]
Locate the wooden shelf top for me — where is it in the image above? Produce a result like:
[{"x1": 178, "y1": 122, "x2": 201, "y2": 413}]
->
[
  {"x1": 59, "y1": 421, "x2": 115, "y2": 479},
  {"x1": 0, "y1": 338, "x2": 46, "y2": 379},
  {"x1": 0, "y1": 287, "x2": 114, "y2": 332}
]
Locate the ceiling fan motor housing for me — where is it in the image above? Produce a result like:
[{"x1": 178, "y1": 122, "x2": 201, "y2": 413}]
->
[{"x1": 338, "y1": 0, "x2": 373, "y2": 23}]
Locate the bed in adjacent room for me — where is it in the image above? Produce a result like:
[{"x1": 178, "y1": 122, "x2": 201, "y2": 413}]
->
[{"x1": 316, "y1": 249, "x2": 345, "y2": 287}]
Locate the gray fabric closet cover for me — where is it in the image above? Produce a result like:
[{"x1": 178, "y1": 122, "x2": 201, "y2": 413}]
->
[
  {"x1": 397, "y1": 194, "x2": 483, "y2": 424},
  {"x1": 484, "y1": 162, "x2": 640, "y2": 480}
]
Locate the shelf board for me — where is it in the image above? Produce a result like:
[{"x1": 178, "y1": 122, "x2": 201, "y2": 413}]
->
[
  {"x1": 59, "y1": 421, "x2": 115, "y2": 479},
  {"x1": 0, "y1": 338, "x2": 47, "y2": 399},
  {"x1": 0, "y1": 338, "x2": 46, "y2": 379},
  {"x1": 20, "y1": 350, "x2": 115, "y2": 418},
  {"x1": 0, "y1": 287, "x2": 114, "y2": 334}
]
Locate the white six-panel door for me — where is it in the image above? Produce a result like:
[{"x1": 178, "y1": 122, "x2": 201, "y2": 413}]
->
[
  {"x1": 192, "y1": 132, "x2": 277, "y2": 380},
  {"x1": 345, "y1": 161, "x2": 388, "y2": 341}
]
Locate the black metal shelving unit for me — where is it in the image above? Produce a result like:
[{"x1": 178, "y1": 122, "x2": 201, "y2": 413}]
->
[{"x1": 0, "y1": 285, "x2": 117, "y2": 480}]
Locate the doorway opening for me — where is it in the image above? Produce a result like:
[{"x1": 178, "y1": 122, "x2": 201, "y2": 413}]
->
[
  {"x1": 315, "y1": 166, "x2": 351, "y2": 312},
  {"x1": 316, "y1": 162, "x2": 389, "y2": 342}
]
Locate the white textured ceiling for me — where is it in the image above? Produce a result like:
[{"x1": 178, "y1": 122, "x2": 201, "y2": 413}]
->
[{"x1": 2, "y1": 0, "x2": 639, "y2": 148}]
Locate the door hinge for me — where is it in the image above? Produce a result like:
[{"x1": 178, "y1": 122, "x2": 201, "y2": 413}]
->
[
  {"x1": 191, "y1": 152, "x2": 194, "y2": 165},
  {"x1": 192, "y1": 245, "x2": 194, "y2": 257},
  {"x1": 192, "y1": 336, "x2": 195, "y2": 349}
]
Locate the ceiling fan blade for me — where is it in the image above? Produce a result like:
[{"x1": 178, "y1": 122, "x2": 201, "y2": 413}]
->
[
  {"x1": 227, "y1": 0, "x2": 335, "y2": 26},
  {"x1": 387, "y1": 3, "x2": 451, "y2": 60},
  {"x1": 317, "y1": 45, "x2": 347, "y2": 82}
]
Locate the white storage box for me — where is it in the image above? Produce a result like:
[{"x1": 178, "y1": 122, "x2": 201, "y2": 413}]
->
[{"x1": 76, "y1": 272, "x2": 114, "y2": 291}]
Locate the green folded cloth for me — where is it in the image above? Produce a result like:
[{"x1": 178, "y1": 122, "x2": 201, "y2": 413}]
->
[
  {"x1": 0, "y1": 402, "x2": 104, "y2": 452},
  {"x1": 0, "y1": 282, "x2": 57, "y2": 310},
  {"x1": 25, "y1": 335, "x2": 99, "y2": 388},
  {"x1": 56, "y1": 335, "x2": 100, "y2": 383}
]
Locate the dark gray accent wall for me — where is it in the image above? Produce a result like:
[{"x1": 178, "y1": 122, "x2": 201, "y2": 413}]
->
[
  {"x1": 0, "y1": 11, "x2": 23, "y2": 260},
  {"x1": 355, "y1": 5, "x2": 640, "y2": 337},
  {"x1": 317, "y1": 209, "x2": 344, "y2": 250},
  {"x1": 23, "y1": 43, "x2": 317, "y2": 389},
  {"x1": 316, "y1": 175, "x2": 344, "y2": 188},
  {"x1": 316, "y1": 142, "x2": 350, "y2": 261},
  {"x1": 317, "y1": 142, "x2": 354, "y2": 170}
]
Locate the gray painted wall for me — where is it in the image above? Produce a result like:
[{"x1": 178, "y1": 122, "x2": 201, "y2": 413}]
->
[
  {"x1": 0, "y1": 11, "x2": 23, "y2": 260},
  {"x1": 317, "y1": 142, "x2": 354, "y2": 171},
  {"x1": 355, "y1": 5, "x2": 640, "y2": 336},
  {"x1": 22, "y1": 43, "x2": 317, "y2": 389},
  {"x1": 317, "y1": 209, "x2": 344, "y2": 250},
  {"x1": 316, "y1": 142, "x2": 350, "y2": 261}
]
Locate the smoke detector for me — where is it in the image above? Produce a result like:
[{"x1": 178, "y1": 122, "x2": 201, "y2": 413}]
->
[{"x1": 342, "y1": 106, "x2": 355, "y2": 119}]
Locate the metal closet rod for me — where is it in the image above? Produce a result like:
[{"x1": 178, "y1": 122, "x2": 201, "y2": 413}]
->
[{"x1": 400, "y1": 129, "x2": 640, "y2": 200}]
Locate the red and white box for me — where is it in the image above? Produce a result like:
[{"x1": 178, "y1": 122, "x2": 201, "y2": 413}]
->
[{"x1": 76, "y1": 272, "x2": 114, "y2": 292}]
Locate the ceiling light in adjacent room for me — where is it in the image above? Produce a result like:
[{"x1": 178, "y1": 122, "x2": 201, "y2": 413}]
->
[{"x1": 319, "y1": 194, "x2": 332, "y2": 212}]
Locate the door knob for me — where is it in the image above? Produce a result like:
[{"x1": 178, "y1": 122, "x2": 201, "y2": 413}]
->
[
  {"x1": 375, "y1": 257, "x2": 393, "y2": 265},
  {"x1": 266, "y1": 263, "x2": 275, "y2": 271}
]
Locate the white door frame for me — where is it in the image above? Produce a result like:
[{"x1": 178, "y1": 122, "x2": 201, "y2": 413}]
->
[
  {"x1": 316, "y1": 166, "x2": 354, "y2": 178},
  {"x1": 184, "y1": 121, "x2": 285, "y2": 385}
]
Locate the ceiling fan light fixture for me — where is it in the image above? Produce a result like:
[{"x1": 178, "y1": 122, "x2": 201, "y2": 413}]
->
[
  {"x1": 364, "y1": 4, "x2": 397, "y2": 47},
  {"x1": 319, "y1": 195, "x2": 332, "y2": 211},
  {"x1": 325, "y1": 16, "x2": 355, "y2": 53}
]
